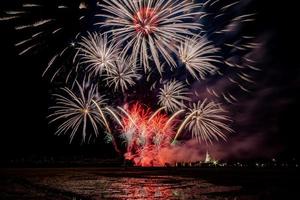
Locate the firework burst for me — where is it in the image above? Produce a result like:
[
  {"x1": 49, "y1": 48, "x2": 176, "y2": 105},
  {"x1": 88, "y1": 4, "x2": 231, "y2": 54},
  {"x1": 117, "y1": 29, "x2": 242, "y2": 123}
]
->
[
  {"x1": 49, "y1": 81, "x2": 107, "y2": 143},
  {"x1": 158, "y1": 80, "x2": 191, "y2": 112},
  {"x1": 3, "y1": 0, "x2": 262, "y2": 166},
  {"x1": 99, "y1": 0, "x2": 202, "y2": 74},
  {"x1": 118, "y1": 103, "x2": 176, "y2": 166},
  {"x1": 77, "y1": 32, "x2": 120, "y2": 77},
  {"x1": 104, "y1": 57, "x2": 141, "y2": 92},
  {"x1": 175, "y1": 99, "x2": 233, "y2": 143},
  {"x1": 178, "y1": 36, "x2": 221, "y2": 80}
]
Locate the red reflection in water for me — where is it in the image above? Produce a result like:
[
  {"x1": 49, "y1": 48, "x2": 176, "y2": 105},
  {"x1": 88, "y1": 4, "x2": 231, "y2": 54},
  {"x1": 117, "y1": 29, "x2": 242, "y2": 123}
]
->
[{"x1": 108, "y1": 177, "x2": 177, "y2": 199}]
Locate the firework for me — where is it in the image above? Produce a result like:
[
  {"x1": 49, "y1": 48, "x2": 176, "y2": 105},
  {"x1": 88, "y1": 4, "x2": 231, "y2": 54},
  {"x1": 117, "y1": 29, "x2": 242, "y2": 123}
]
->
[
  {"x1": 178, "y1": 36, "x2": 221, "y2": 80},
  {"x1": 77, "y1": 33, "x2": 120, "y2": 76},
  {"x1": 99, "y1": 0, "x2": 202, "y2": 74},
  {"x1": 4, "y1": 0, "x2": 262, "y2": 166},
  {"x1": 199, "y1": 0, "x2": 260, "y2": 102},
  {"x1": 174, "y1": 99, "x2": 233, "y2": 143},
  {"x1": 117, "y1": 103, "x2": 176, "y2": 166},
  {"x1": 49, "y1": 81, "x2": 107, "y2": 143},
  {"x1": 3, "y1": 1, "x2": 91, "y2": 82},
  {"x1": 104, "y1": 57, "x2": 141, "y2": 92},
  {"x1": 158, "y1": 80, "x2": 191, "y2": 112}
]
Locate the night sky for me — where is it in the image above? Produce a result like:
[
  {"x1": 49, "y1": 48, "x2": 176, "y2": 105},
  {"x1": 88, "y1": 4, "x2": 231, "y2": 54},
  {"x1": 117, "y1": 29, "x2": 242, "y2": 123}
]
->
[{"x1": 0, "y1": 0, "x2": 299, "y2": 162}]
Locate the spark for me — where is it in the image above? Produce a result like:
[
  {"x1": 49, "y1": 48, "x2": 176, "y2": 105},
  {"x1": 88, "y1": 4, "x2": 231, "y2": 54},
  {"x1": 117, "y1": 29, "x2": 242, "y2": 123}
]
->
[
  {"x1": 42, "y1": 54, "x2": 58, "y2": 77},
  {"x1": 0, "y1": 16, "x2": 20, "y2": 21},
  {"x1": 5, "y1": 11, "x2": 26, "y2": 15},
  {"x1": 105, "y1": 107, "x2": 124, "y2": 129},
  {"x1": 32, "y1": 32, "x2": 43, "y2": 38},
  {"x1": 18, "y1": 44, "x2": 38, "y2": 55},
  {"x1": 52, "y1": 27, "x2": 63, "y2": 34},
  {"x1": 22, "y1": 4, "x2": 42, "y2": 8},
  {"x1": 15, "y1": 38, "x2": 32, "y2": 46},
  {"x1": 15, "y1": 19, "x2": 54, "y2": 30},
  {"x1": 163, "y1": 109, "x2": 185, "y2": 130},
  {"x1": 58, "y1": 5, "x2": 68, "y2": 9}
]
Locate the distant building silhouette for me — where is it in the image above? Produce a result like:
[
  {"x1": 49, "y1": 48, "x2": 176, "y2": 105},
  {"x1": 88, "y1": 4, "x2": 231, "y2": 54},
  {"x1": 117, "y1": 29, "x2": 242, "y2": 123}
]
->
[{"x1": 204, "y1": 151, "x2": 212, "y2": 163}]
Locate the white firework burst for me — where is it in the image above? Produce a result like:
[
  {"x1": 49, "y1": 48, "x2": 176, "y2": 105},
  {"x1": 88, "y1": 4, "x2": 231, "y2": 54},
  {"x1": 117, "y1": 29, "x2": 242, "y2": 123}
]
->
[
  {"x1": 178, "y1": 36, "x2": 221, "y2": 80},
  {"x1": 49, "y1": 81, "x2": 107, "y2": 143},
  {"x1": 99, "y1": 0, "x2": 202, "y2": 74},
  {"x1": 158, "y1": 80, "x2": 191, "y2": 112},
  {"x1": 176, "y1": 99, "x2": 233, "y2": 143},
  {"x1": 104, "y1": 58, "x2": 141, "y2": 92},
  {"x1": 77, "y1": 32, "x2": 120, "y2": 76}
]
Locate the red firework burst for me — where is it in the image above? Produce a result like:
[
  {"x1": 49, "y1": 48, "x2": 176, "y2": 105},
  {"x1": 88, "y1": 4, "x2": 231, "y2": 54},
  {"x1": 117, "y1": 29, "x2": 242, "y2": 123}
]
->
[
  {"x1": 121, "y1": 103, "x2": 176, "y2": 166},
  {"x1": 133, "y1": 8, "x2": 158, "y2": 35}
]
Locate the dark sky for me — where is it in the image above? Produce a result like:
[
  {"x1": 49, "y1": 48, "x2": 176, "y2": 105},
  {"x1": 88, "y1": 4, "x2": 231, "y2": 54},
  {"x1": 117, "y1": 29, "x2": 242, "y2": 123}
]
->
[{"x1": 0, "y1": 0, "x2": 299, "y2": 161}]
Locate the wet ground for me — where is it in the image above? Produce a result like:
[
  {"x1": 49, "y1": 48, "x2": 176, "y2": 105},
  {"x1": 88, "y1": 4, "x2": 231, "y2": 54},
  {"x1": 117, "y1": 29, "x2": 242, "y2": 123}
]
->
[{"x1": 0, "y1": 167, "x2": 299, "y2": 199}]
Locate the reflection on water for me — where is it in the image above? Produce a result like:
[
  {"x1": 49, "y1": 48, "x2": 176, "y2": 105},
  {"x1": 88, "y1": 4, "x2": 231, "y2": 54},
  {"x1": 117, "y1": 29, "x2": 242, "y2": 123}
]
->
[
  {"x1": 99, "y1": 176, "x2": 241, "y2": 199},
  {"x1": 2, "y1": 168, "x2": 295, "y2": 200},
  {"x1": 34, "y1": 173, "x2": 244, "y2": 199}
]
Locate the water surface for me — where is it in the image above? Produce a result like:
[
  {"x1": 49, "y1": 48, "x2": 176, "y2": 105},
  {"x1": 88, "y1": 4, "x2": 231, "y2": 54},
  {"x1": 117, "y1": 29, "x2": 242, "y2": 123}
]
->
[{"x1": 1, "y1": 168, "x2": 295, "y2": 199}]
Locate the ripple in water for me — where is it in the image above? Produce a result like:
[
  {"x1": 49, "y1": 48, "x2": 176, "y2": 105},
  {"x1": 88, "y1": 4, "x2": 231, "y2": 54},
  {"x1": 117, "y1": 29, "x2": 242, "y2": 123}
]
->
[{"x1": 37, "y1": 174, "x2": 245, "y2": 199}]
